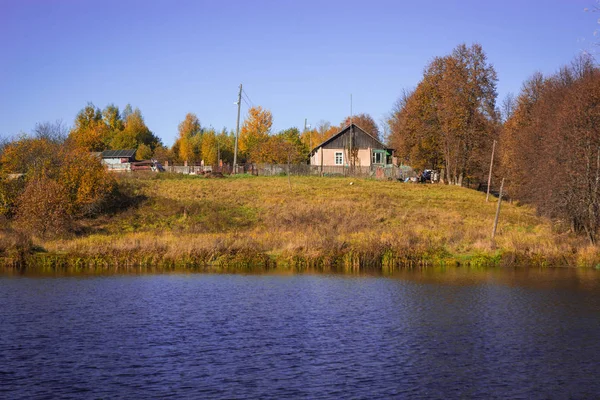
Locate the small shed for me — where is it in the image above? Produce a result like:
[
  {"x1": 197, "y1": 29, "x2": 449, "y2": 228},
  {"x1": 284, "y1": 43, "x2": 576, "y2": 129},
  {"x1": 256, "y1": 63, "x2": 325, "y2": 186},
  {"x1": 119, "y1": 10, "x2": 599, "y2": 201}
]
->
[
  {"x1": 100, "y1": 149, "x2": 136, "y2": 171},
  {"x1": 309, "y1": 123, "x2": 393, "y2": 167}
]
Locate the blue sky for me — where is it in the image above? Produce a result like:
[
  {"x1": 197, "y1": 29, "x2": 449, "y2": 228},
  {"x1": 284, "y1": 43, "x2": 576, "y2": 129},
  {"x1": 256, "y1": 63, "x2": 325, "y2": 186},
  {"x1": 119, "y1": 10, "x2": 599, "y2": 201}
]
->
[{"x1": 0, "y1": 0, "x2": 596, "y2": 145}]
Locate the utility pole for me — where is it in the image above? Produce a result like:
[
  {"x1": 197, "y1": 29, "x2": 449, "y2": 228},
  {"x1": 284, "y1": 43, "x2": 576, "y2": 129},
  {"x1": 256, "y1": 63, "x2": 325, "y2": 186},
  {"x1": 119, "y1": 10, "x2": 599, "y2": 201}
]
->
[
  {"x1": 491, "y1": 177, "x2": 505, "y2": 240},
  {"x1": 350, "y1": 94, "x2": 353, "y2": 124},
  {"x1": 304, "y1": 118, "x2": 312, "y2": 152},
  {"x1": 233, "y1": 83, "x2": 242, "y2": 174},
  {"x1": 217, "y1": 139, "x2": 220, "y2": 170},
  {"x1": 486, "y1": 139, "x2": 497, "y2": 202},
  {"x1": 349, "y1": 94, "x2": 355, "y2": 168},
  {"x1": 304, "y1": 118, "x2": 308, "y2": 150}
]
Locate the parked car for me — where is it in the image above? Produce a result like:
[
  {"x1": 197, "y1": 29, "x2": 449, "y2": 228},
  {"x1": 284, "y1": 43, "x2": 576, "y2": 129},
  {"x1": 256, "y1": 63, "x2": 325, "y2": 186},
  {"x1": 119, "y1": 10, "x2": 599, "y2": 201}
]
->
[{"x1": 421, "y1": 169, "x2": 432, "y2": 182}]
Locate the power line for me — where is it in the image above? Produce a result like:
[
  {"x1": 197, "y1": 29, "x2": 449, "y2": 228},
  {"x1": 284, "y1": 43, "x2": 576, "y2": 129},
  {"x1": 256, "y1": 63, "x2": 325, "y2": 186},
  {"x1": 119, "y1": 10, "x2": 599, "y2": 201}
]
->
[
  {"x1": 241, "y1": 97, "x2": 251, "y2": 108},
  {"x1": 242, "y1": 90, "x2": 253, "y2": 106},
  {"x1": 242, "y1": 89, "x2": 255, "y2": 107}
]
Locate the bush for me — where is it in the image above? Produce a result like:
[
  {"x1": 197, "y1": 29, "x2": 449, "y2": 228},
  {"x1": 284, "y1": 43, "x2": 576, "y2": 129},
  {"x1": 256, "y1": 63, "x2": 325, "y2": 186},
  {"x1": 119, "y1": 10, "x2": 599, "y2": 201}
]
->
[
  {"x1": 56, "y1": 147, "x2": 116, "y2": 216},
  {"x1": 0, "y1": 174, "x2": 25, "y2": 218},
  {"x1": 16, "y1": 176, "x2": 72, "y2": 238},
  {"x1": 1, "y1": 136, "x2": 117, "y2": 237}
]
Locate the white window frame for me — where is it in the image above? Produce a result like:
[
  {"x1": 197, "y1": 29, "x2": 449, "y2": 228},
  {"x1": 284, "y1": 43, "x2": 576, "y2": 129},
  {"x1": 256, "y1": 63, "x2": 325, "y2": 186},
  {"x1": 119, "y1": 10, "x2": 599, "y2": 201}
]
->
[
  {"x1": 335, "y1": 151, "x2": 344, "y2": 165},
  {"x1": 372, "y1": 150, "x2": 384, "y2": 165}
]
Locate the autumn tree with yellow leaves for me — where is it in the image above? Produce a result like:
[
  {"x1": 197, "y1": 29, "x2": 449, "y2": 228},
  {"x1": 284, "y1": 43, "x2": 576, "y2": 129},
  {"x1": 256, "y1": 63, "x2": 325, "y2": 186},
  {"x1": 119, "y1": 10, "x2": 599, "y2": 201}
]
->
[
  {"x1": 253, "y1": 128, "x2": 309, "y2": 164},
  {"x1": 173, "y1": 113, "x2": 202, "y2": 164},
  {"x1": 110, "y1": 107, "x2": 160, "y2": 151},
  {"x1": 68, "y1": 103, "x2": 161, "y2": 156},
  {"x1": 69, "y1": 104, "x2": 109, "y2": 151},
  {"x1": 239, "y1": 106, "x2": 272, "y2": 162},
  {"x1": 200, "y1": 129, "x2": 218, "y2": 166}
]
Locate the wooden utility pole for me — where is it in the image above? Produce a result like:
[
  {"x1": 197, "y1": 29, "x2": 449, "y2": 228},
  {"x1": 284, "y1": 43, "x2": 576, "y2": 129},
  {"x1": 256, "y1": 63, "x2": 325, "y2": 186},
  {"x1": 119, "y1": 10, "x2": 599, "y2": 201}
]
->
[
  {"x1": 486, "y1": 139, "x2": 497, "y2": 202},
  {"x1": 287, "y1": 153, "x2": 292, "y2": 191},
  {"x1": 304, "y1": 118, "x2": 310, "y2": 151},
  {"x1": 350, "y1": 94, "x2": 353, "y2": 126},
  {"x1": 349, "y1": 94, "x2": 356, "y2": 170},
  {"x1": 233, "y1": 84, "x2": 242, "y2": 174},
  {"x1": 491, "y1": 177, "x2": 505, "y2": 240},
  {"x1": 217, "y1": 139, "x2": 220, "y2": 171}
]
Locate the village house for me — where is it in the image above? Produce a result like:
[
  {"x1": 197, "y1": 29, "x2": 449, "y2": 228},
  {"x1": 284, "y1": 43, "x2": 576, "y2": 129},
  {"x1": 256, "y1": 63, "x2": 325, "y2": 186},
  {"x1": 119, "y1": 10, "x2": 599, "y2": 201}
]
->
[
  {"x1": 309, "y1": 123, "x2": 393, "y2": 168},
  {"x1": 98, "y1": 149, "x2": 136, "y2": 171}
]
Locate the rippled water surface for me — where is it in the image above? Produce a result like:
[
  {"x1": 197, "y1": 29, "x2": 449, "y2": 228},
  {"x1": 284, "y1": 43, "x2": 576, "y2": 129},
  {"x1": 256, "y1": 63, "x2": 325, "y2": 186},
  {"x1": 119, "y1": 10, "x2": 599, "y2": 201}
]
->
[{"x1": 1, "y1": 268, "x2": 600, "y2": 399}]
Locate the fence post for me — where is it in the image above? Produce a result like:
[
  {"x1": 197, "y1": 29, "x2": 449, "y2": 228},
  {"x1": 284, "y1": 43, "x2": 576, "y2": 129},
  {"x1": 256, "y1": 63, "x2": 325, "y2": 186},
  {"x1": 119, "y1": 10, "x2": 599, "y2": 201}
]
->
[
  {"x1": 491, "y1": 177, "x2": 505, "y2": 240},
  {"x1": 287, "y1": 155, "x2": 292, "y2": 190},
  {"x1": 486, "y1": 140, "x2": 496, "y2": 202}
]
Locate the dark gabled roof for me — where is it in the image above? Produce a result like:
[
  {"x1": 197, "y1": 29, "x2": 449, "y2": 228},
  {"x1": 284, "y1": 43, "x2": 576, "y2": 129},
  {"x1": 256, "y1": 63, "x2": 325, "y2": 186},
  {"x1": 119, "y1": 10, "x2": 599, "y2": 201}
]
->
[
  {"x1": 309, "y1": 123, "x2": 390, "y2": 155},
  {"x1": 100, "y1": 149, "x2": 136, "y2": 158}
]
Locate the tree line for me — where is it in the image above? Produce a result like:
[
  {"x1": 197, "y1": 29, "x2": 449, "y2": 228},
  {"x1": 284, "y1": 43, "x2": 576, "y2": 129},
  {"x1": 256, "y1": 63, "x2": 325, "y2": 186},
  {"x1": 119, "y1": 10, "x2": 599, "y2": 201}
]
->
[
  {"x1": 387, "y1": 43, "x2": 600, "y2": 243},
  {"x1": 0, "y1": 100, "x2": 385, "y2": 179},
  {"x1": 500, "y1": 56, "x2": 600, "y2": 243},
  {"x1": 45, "y1": 102, "x2": 385, "y2": 167}
]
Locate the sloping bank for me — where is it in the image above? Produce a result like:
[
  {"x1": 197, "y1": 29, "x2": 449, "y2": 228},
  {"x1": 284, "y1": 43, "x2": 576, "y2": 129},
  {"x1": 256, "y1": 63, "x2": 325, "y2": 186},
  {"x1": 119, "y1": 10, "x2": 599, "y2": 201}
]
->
[{"x1": 1, "y1": 175, "x2": 598, "y2": 271}]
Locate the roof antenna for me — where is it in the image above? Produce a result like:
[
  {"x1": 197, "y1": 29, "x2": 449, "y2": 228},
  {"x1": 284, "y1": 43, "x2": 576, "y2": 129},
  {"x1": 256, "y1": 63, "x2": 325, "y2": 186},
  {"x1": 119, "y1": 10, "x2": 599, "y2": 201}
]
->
[{"x1": 350, "y1": 93, "x2": 353, "y2": 125}]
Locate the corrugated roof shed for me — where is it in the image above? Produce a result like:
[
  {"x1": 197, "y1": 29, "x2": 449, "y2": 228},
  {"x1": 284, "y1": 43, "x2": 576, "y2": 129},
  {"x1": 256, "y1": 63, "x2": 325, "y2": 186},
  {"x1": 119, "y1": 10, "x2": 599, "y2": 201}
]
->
[{"x1": 100, "y1": 149, "x2": 136, "y2": 158}]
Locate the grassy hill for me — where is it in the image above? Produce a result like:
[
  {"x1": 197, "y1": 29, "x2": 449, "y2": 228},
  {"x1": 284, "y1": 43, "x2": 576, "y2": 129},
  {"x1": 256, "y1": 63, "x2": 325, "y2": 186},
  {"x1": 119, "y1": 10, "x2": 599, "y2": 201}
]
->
[{"x1": 2, "y1": 174, "x2": 597, "y2": 271}]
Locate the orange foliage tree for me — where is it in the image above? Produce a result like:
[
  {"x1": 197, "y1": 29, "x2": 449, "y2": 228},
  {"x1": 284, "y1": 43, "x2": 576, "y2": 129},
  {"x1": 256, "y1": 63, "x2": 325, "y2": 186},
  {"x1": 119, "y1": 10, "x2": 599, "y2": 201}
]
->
[
  {"x1": 499, "y1": 55, "x2": 600, "y2": 242},
  {"x1": 341, "y1": 113, "x2": 380, "y2": 139},
  {"x1": 173, "y1": 113, "x2": 202, "y2": 163},
  {"x1": 110, "y1": 107, "x2": 160, "y2": 151},
  {"x1": 200, "y1": 129, "x2": 218, "y2": 165},
  {"x1": 388, "y1": 43, "x2": 498, "y2": 185},
  {"x1": 239, "y1": 106, "x2": 272, "y2": 162},
  {"x1": 253, "y1": 128, "x2": 309, "y2": 164},
  {"x1": 68, "y1": 103, "x2": 161, "y2": 155},
  {"x1": 15, "y1": 176, "x2": 72, "y2": 238},
  {"x1": 69, "y1": 104, "x2": 110, "y2": 151},
  {"x1": 0, "y1": 132, "x2": 116, "y2": 237}
]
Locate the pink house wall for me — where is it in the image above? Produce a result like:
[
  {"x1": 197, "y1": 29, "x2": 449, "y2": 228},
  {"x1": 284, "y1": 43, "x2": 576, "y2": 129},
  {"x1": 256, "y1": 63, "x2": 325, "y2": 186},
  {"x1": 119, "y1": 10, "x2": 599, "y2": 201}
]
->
[{"x1": 310, "y1": 148, "x2": 373, "y2": 167}]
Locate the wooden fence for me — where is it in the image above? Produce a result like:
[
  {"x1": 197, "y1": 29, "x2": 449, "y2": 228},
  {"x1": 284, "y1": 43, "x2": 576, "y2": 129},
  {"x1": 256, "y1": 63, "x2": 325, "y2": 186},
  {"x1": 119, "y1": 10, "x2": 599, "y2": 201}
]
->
[
  {"x1": 252, "y1": 164, "x2": 411, "y2": 180},
  {"x1": 162, "y1": 163, "x2": 416, "y2": 180}
]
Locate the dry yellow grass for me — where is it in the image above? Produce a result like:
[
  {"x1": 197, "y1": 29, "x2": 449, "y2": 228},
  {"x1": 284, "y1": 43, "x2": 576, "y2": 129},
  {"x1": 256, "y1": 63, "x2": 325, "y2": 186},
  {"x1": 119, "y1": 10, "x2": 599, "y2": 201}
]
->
[{"x1": 3, "y1": 174, "x2": 598, "y2": 270}]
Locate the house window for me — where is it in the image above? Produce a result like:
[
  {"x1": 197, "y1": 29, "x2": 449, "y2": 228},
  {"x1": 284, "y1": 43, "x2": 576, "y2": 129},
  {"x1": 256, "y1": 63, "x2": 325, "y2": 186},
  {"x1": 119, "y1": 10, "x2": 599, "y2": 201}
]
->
[
  {"x1": 372, "y1": 151, "x2": 383, "y2": 165},
  {"x1": 335, "y1": 152, "x2": 343, "y2": 165}
]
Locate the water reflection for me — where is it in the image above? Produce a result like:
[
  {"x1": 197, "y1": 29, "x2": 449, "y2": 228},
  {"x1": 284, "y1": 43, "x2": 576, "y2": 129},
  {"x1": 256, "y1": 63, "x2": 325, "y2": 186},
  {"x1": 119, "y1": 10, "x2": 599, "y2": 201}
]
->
[
  {"x1": 390, "y1": 266, "x2": 600, "y2": 291},
  {"x1": 1, "y1": 268, "x2": 599, "y2": 399}
]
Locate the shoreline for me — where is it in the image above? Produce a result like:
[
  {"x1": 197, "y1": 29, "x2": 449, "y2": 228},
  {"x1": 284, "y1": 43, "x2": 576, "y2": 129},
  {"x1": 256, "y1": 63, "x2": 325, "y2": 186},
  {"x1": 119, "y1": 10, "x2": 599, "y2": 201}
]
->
[{"x1": 0, "y1": 246, "x2": 571, "y2": 272}]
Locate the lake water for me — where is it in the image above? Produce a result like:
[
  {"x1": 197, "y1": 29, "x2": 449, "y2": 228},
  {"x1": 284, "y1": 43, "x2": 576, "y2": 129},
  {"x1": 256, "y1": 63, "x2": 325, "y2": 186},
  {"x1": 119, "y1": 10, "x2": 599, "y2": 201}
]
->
[{"x1": 1, "y1": 268, "x2": 600, "y2": 399}]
